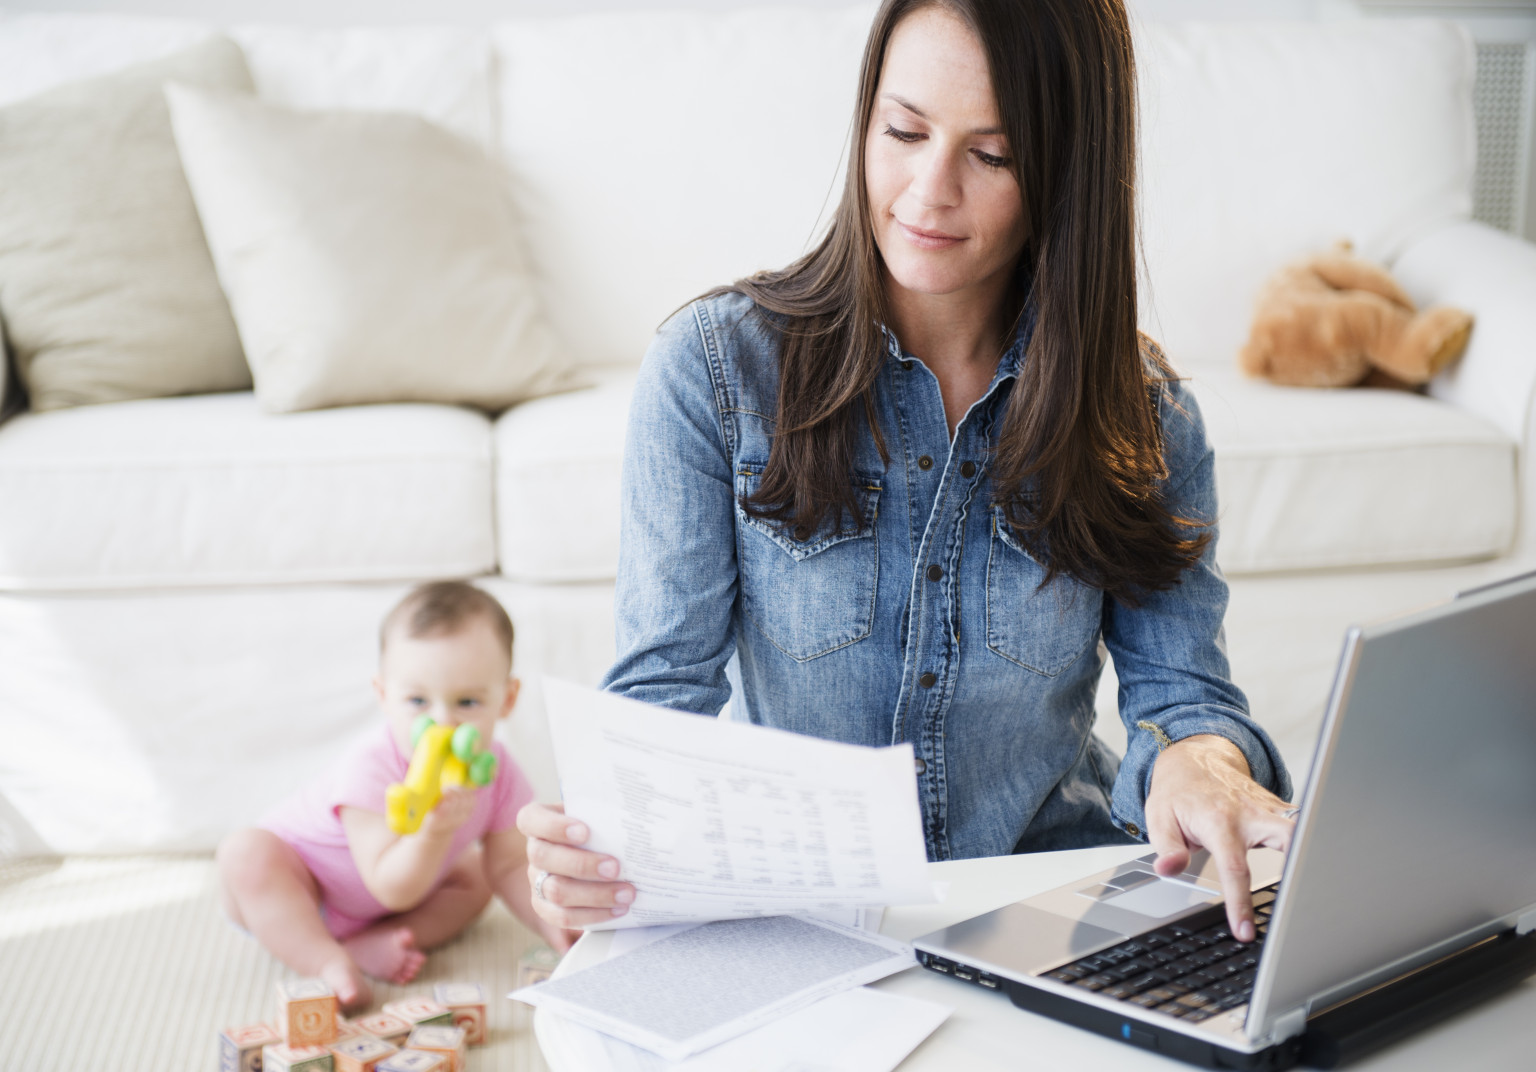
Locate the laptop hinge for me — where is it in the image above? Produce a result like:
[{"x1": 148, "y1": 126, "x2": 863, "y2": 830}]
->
[
  {"x1": 1517, "y1": 908, "x2": 1536, "y2": 936},
  {"x1": 1267, "y1": 1007, "x2": 1308, "y2": 1044}
]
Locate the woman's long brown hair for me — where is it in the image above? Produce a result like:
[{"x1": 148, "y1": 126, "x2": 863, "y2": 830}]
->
[{"x1": 717, "y1": 0, "x2": 1209, "y2": 606}]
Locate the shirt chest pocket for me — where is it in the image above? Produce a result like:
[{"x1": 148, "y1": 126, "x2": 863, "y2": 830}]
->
[
  {"x1": 734, "y1": 463, "x2": 881, "y2": 662},
  {"x1": 985, "y1": 506, "x2": 1103, "y2": 676}
]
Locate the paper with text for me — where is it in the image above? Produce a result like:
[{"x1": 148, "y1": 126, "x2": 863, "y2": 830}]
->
[
  {"x1": 511, "y1": 915, "x2": 918, "y2": 1061},
  {"x1": 545, "y1": 677, "x2": 934, "y2": 928}
]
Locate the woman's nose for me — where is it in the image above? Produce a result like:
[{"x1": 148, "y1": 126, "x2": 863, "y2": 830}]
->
[{"x1": 908, "y1": 143, "x2": 962, "y2": 208}]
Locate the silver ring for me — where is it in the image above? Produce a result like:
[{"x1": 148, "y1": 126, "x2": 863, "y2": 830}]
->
[
  {"x1": 533, "y1": 870, "x2": 551, "y2": 901},
  {"x1": 1282, "y1": 807, "x2": 1301, "y2": 820}
]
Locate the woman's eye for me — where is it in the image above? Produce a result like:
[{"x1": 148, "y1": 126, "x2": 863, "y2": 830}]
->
[
  {"x1": 883, "y1": 123, "x2": 922, "y2": 144},
  {"x1": 974, "y1": 149, "x2": 1011, "y2": 169}
]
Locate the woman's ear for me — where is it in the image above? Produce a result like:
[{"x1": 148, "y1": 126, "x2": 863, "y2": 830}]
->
[{"x1": 500, "y1": 676, "x2": 521, "y2": 720}]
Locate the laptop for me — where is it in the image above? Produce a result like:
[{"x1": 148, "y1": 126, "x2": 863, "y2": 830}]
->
[{"x1": 912, "y1": 569, "x2": 1536, "y2": 1069}]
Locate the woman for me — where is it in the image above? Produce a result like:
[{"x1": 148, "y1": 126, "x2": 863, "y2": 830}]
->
[{"x1": 520, "y1": 0, "x2": 1294, "y2": 950}]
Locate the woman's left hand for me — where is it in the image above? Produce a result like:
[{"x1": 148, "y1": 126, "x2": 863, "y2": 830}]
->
[{"x1": 1144, "y1": 734, "x2": 1295, "y2": 943}]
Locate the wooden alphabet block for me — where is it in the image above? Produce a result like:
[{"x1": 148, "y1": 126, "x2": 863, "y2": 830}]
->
[
  {"x1": 374, "y1": 1051, "x2": 445, "y2": 1072},
  {"x1": 379, "y1": 997, "x2": 452, "y2": 1029},
  {"x1": 219, "y1": 1022, "x2": 280, "y2": 1072},
  {"x1": 276, "y1": 979, "x2": 340, "y2": 1047},
  {"x1": 327, "y1": 1035, "x2": 398, "y2": 1072},
  {"x1": 262, "y1": 1042, "x2": 334, "y2": 1072},
  {"x1": 350, "y1": 1013, "x2": 412, "y2": 1044},
  {"x1": 431, "y1": 983, "x2": 486, "y2": 1046},
  {"x1": 404, "y1": 1026, "x2": 465, "y2": 1072}
]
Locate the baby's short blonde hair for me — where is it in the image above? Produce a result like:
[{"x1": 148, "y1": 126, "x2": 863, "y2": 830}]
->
[{"x1": 380, "y1": 581, "x2": 515, "y2": 662}]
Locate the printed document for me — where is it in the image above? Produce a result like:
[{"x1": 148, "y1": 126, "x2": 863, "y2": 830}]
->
[
  {"x1": 511, "y1": 915, "x2": 919, "y2": 1061},
  {"x1": 544, "y1": 677, "x2": 934, "y2": 927}
]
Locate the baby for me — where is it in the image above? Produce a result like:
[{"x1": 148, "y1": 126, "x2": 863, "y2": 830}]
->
[{"x1": 217, "y1": 580, "x2": 562, "y2": 1010}]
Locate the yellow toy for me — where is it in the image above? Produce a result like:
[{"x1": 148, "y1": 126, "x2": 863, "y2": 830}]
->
[{"x1": 386, "y1": 715, "x2": 498, "y2": 834}]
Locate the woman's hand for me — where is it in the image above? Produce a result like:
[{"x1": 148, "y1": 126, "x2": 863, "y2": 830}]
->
[
  {"x1": 516, "y1": 801, "x2": 636, "y2": 936},
  {"x1": 1144, "y1": 735, "x2": 1295, "y2": 943}
]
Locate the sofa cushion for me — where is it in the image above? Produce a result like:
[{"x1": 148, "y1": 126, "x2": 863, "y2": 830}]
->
[
  {"x1": 0, "y1": 393, "x2": 496, "y2": 589},
  {"x1": 492, "y1": 8, "x2": 875, "y2": 371},
  {"x1": 0, "y1": 14, "x2": 493, "y2": 148},
  {"x1": 495, "y1": 367, "x2": 1517, "y2": 582},
  {"x1": 166, "y1": 82, "x2": 575, "y2": 414},
  {"x1": 495, "y1": 369, "x2": 634, "y2": 582},
  {"x1": 1135, "y1": 20, "x2": 1475, "y2": 371},
  {"x1": 1192, "y1": 367, "x2": 1517, "y2": 574},
  {"x1": 0, "y1": 36, "x2": 254, "y2": 412}
]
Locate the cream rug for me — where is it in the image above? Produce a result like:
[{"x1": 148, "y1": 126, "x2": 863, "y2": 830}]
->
[{"x1": 0, "y1": 855, "x2": 553, "y2": 1072}]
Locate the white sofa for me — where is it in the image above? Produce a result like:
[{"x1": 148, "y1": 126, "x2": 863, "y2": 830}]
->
[{"x1": 1, "y1": 7, "x2": 1531, "y2": 857}]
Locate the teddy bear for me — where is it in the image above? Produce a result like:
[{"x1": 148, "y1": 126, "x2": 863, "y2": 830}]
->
[{"x1": 1238, "y1": 240, "x2": 1473, "y2": 389}]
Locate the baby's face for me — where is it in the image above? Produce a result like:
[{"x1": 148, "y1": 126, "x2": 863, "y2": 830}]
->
[{"x1": 376, "y1": 620, "x2": 516, "y2": 754}]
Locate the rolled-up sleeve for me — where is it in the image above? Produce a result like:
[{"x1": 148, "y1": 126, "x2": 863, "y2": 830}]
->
[
  {"x1": 598, "y1": 303, "x2": 739, "y2": 716},
  {"x1": 1102, "y1": 376, "x2": 1292, "y2": 839}
]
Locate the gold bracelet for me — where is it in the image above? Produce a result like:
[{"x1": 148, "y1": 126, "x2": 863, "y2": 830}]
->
[{"x1": 1135, "y1": 720, "x2": 1173, "y2": 753}]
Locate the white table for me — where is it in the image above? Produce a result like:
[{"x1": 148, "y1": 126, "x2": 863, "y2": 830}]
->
[{"x1": 535, "y1": 845, "x2": 1536, "y2": 1070}]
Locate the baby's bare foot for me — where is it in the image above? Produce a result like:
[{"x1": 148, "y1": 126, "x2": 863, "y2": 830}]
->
[
  {"x1": 344, "y1": 925, "x2": 426, "y2": 985},
  {"x1": 319, "y1": 955, "x2": 372, "y2": 1013}
]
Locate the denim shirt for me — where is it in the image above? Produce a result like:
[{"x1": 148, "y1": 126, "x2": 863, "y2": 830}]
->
[{"x1": 601, "y1": 290, "x2": 1290, "y2": 861}]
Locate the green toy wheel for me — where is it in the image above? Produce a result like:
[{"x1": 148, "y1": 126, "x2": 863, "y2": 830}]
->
[
  {"x1": 468, "y1": 750, "x2": 498, "y2": 787},
  {"x1": 410, "y1": 714, "x2": 435, "y2": 748},
  {"x1": 451, "y1": 723, "x2": 481, "y2": 763}
]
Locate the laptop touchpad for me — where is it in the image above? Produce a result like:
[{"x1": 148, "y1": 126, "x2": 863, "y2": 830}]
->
[{"x1": 1085, "y1": 878, "x2": 1219, "y2": 918}]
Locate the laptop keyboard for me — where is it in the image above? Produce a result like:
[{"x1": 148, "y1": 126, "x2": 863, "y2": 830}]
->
[{"x1": 1040, "y1": 883, "x2": 1279, "y2": 1022}]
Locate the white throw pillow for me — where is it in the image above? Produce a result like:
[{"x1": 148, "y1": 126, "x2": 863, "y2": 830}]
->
[{"x1": 164, "y1": 81, "x2": 576, "y2": 413}]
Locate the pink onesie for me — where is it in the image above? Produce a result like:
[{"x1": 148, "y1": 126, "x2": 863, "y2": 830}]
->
[{"x1": 259, "y1": 723, "x2": 534, "y2": 939}]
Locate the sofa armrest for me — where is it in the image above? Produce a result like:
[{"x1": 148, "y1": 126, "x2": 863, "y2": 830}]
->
[{"x1": 1394, "y1": 220, "x2": 1536, "y2": 558}]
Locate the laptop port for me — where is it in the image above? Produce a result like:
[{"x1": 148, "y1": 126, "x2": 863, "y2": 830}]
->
[
  {"x1": 923, "y1": 955, "x2": 955, "y2": 973},
  {"x1": 978, "y1": 974, "x2": 1001, "y2": 989},
  {"x1": 953, "y1": 969, "x2": 975, "y2": 982}
]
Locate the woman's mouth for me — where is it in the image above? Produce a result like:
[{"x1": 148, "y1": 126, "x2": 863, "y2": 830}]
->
[{"x1": 897, "y1": 220, "x2": 965, "y2": 250}]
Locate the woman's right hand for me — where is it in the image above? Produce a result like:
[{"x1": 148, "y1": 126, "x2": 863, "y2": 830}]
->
[{"x1": 516, "y1": 801, "x2": 636, "y2": 932}]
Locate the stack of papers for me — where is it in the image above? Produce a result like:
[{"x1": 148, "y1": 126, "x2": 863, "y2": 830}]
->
[
  {"x1": 543, "y1": 678, "x2": 936, "y2": 928},
  {"x1": 522, "y1": 681, "x2": 953, "y2": 1067},
  {"x1": 514, "y1": 916, "x2": 951, "y2": 1067},
  {"x1": 514, "y1": 915, "x2": 923, "y2": 1061}
]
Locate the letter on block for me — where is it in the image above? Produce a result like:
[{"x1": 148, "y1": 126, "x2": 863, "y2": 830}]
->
[
  {"x1": 352, "y1": 1013, "x2": 412, "y2": 1044},
  {"x1": 375, "y1": 1051, "x2": 445, "y2": 1072},
  {"x1": 328, "y1": 1035, "x2": 398, "y2": 1072},
  {"x1": 380, "y1": 997, "x2": 452, "y2": 1028},
  {"x1": 276, "y1": 979, "x2": 340, "y2": 1047},
  {"x1": 219, "y1": 1022, "x2": 279, "y2": 1072},
  {"x1": 405, "y1": 1026, "x2": 466, "y2": 1072},
  {"x1": 262, "y1": 1043, "x2": 334, "y2": 1072},
  {"x1": 431, "y1": 983, "x2": 486, "y2": 1046}
]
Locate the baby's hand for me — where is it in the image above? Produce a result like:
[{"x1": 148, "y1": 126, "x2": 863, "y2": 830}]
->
[{"x1": 419, "y1": 786, "x2": 477, "y2": 840}]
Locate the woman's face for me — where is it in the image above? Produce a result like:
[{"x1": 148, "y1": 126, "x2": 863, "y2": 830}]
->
[{"x1": 865, "y1": 6, "x2": 1027, "y2": 307}]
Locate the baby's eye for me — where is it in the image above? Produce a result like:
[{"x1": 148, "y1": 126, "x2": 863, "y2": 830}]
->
[
  {"x1": 457, "y1": 698, "x2": 481, "y2": 709},
  {"x1": 407, "y1": 696, "x2": 427, "y2": 707},
  {"x1": 883, "y1": 123, "x2": 922, "y2": 144}
]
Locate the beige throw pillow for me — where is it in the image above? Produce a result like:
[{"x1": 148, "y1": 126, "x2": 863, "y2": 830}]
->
[
  {"x1": 164, "y1": 82, "x2": 577, "y2": 414},
  {"x1": 0, "y1": 37, "x2": 254, "y2": 412}
]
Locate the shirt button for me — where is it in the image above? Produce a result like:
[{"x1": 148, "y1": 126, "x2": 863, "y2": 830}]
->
[
  {"x1": 901, "y1": 360, "x2": 914, "y2": 371},
  {"x1": 926, "y1": 564, "x2": 942, "y2": 582},
  {"x1": 919, "y1": 672, "x2": 937, "y2": 688},
  {"x1": 1126, "y1": 822, "x2": 1141, "y2": 838},
  {"x1": 918, "y1": 455, "x2": 934, "y2": 471},
  {"x1": 914, "y1": 757, "x2": 927, "y2": 775},
  {"x1": 960, "y1": 460, "x2": 977, "y2": 478}
]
